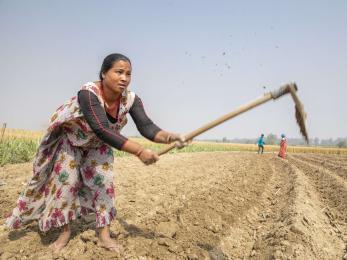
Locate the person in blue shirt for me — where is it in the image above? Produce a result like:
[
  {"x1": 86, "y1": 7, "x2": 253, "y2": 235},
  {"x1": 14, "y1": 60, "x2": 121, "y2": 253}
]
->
[{"x1": 257, "y1": 134, "x2": 265, "y2": 154}]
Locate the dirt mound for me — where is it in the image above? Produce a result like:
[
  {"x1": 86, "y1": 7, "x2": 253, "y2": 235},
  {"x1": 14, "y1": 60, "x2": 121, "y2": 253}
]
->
[{"x1": 0, "y1": 152, "x2": 346, "y2": 259}]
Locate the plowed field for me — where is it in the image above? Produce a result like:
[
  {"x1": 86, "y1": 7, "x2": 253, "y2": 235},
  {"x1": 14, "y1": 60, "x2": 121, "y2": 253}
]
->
[{"x1": 0, "y1": 152, "x2": 346, "y2": 259}]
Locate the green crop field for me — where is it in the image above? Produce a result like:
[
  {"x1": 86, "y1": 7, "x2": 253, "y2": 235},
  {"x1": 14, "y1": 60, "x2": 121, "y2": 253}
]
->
[{"x1": 1, "y1": 128, "x2": 346, "y2": 166}]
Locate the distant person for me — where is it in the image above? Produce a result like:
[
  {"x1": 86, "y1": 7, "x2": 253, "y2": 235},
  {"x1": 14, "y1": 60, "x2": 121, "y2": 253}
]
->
[
  {"x1": 257, "y1": 134, "x2": 265, "y2": 154},
  {"x1": 278, "y1": 134, "x2": 287, "y2": 159},
  {"x1": 6, "y1": 53, "x2": 187, "y2": 253}
]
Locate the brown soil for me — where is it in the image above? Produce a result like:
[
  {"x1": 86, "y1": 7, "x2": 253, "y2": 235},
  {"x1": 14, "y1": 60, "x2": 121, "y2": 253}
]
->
[{"x1": 0, "y1": 152, "x2": 346, "y2": 259}]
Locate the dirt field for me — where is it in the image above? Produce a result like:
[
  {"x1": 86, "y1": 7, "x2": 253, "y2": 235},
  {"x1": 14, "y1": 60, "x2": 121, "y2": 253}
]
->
[{"x1": 0, "y1": 152, "x2": 346, "y2": 259}]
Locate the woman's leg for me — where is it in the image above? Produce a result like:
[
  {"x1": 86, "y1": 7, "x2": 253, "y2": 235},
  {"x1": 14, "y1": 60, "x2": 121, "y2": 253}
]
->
[
  {"x1": 49, "y1": 224, "x2": 71, "y2": 253},
  {"x1": 97, "y1": 225, "x2": 122, "y2": 252},
  {"x1": 41, "y1": 138, "x2": 82, "y2": 251},
  {"x1": 80, "y1": 144, "x2": 120, "y2": 252}
]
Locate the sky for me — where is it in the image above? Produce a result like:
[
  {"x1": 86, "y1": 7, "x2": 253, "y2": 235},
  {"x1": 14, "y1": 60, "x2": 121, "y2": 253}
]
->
[{"x1": 0, "y1": 0, "x2": 346, "y2": 140}]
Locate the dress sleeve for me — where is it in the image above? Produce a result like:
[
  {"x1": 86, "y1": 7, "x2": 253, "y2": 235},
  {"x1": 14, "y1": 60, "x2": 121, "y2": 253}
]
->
[
  {"x1": 129, "y1": 95, "x2": 161, "y2": 141},
  {"x1": 78, "y1": 90, "x2": 128, "y2": 150}
]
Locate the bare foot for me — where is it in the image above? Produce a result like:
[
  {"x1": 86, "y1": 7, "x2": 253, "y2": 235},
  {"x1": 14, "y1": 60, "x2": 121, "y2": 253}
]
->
[
  {"x1": 49, "y1": 228, "x2": 71, "y2": 253},
  {"x1": 98, "y1": 237, "x2": 123, "y2": 253}
]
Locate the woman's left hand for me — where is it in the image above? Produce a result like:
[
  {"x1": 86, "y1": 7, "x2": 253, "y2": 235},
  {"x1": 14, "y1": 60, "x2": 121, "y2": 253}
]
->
[{"x1": 167, "y1": 133, "x2": 191, "y2": 149}]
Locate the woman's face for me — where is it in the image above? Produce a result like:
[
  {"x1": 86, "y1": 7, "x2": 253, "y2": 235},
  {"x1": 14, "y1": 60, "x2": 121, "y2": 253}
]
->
[{"x1": 102, "y1": 59, "x2": 132, "y2": 95}]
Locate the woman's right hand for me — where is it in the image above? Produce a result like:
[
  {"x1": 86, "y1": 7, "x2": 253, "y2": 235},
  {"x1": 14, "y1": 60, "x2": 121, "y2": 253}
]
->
[{"x1": 137, "y1": 149, "x2": 159, "y2": 165}]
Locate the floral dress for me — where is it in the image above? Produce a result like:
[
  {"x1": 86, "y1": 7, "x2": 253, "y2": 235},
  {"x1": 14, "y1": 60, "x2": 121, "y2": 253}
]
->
[{"x1": 6, "y1": 82, "x2": 135, "y2": 232}]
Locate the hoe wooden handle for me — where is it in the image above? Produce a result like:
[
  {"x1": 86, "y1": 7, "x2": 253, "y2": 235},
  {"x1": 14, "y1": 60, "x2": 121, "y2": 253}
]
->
[{"x1": 158, "y1": 83, "x2": 297, "y2": 156}]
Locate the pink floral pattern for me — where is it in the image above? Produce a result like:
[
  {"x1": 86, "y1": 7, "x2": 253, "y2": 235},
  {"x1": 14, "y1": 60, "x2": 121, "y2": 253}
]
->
[
  {"x1": 18, "y1": 200, "x2": 27, "y2": 212},
  {"x1": 84, "y1": 166, "x2": 95, "y2": 180},
  {"x1": 54, "y1": 163, "x2": 62, "y2": 174},
  {"x1": 106, "y1": 185, "x2": 115, "y2": 198}
]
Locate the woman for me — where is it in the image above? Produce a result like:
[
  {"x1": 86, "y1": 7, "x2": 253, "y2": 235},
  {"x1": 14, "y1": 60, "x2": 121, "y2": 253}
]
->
[
  {"x1": 278, "y1": 134, "x2": 287, "y2": 159},
  {"x1": 6, "y1": 53, "x2": 186, "y2": 253}
]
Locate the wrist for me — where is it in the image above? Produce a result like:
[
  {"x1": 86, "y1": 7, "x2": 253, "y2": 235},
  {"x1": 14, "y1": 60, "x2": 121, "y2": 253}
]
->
[
  {"x1": 136, "y1": 148, "x2": 145, "y2": 157},
  {"x1": 166, "y1": 134, "x2": 172, "y2": 144}
]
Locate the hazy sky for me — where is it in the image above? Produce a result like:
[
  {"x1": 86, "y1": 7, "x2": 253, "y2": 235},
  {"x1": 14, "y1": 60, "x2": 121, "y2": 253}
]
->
[{"x1": 1, "y1": 0, "x2": 346, "y2": 140}]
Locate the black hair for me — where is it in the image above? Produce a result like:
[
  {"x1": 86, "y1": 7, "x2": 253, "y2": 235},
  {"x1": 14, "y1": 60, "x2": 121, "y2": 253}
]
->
[{"x1": 99, "y1": 53, "x2": 131, "y2": 80}]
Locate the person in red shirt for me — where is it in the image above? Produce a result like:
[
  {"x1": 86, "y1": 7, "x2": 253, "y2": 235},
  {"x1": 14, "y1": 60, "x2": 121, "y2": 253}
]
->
[{"x1": 278, "y1": 134, "x2": 288, "y2": 159}]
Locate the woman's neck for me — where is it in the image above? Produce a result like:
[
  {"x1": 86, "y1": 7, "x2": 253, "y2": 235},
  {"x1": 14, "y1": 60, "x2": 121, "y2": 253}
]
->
[{"x1": 97, "y1": 81, "x2": 120, "y2": 104}]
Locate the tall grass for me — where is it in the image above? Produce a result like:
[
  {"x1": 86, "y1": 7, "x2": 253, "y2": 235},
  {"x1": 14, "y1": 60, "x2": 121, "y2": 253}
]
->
[
  {"x1": 0, "y1": 128, "x2": 41, "y2": 166},
  {"x1": 0, "y1": 138, "x2": 40, "y2": 166}
]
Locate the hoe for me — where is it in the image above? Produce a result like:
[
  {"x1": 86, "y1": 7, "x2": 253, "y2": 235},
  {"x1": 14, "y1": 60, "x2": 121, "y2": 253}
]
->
[{"x1": 158, "y1": 82, "x2": 308, "y2": 155}]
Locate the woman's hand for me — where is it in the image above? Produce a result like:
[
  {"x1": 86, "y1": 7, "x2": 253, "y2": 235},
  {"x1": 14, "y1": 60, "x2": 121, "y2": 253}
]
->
[
  {"x1": 153, "y1": 131, "x2": 192, "y2": 148},
  {"x1": 137, "y1": 149, "x2": 159, "y2": 165},
  {"x1": 167, "y1": 133, "x2": 191, "y2": 149}
]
